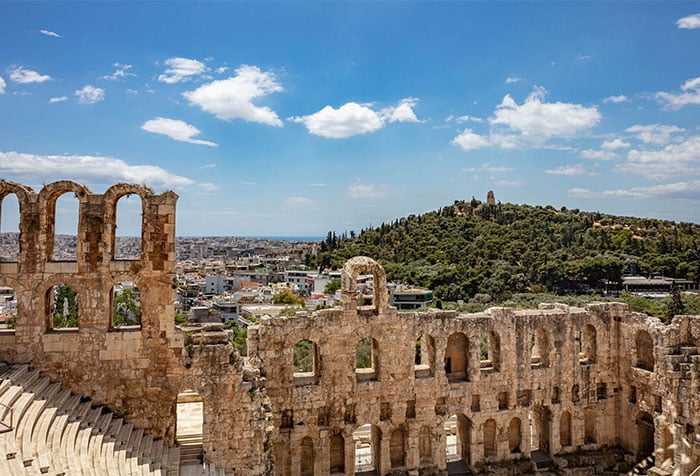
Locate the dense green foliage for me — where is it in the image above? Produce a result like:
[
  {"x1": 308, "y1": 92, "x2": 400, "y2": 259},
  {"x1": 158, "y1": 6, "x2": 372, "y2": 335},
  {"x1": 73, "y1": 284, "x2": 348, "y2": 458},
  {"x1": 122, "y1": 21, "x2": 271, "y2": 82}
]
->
[
  {"x1": 112, "y1": 288, "x2": 141, "y2": 327},
  {"x1": 224, "y1": 320, "x2": 248, "y2": 356},
  {"x1": 311, "y1": 200, "x2": 700, "y2": 302},
  {"x1": 324, "y1": 280, "x2": 341, "y2": 294},
  {"x1": 273, "y1": 289, "x2": 305, "y2": 305},
  {"x1": 293, "y1": 339, "x2": 315, "y2": 373},
  {"x1": 52, "y1": 284, "x2": 78, "y2": 329},
  {"x1": 356, "y1": 337, "x2": 372, "y2": 368}
]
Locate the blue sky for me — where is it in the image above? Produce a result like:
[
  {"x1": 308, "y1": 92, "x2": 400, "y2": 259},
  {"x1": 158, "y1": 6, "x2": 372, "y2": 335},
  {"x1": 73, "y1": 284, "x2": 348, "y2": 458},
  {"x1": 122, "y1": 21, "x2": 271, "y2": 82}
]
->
[{"x1": 1, "y1": 2, "x2": 700, "y2": 236}]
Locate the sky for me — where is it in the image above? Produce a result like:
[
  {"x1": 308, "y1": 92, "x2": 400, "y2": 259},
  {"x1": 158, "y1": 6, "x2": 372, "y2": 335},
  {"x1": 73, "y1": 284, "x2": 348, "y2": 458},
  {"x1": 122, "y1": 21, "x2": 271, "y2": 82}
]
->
[{"x1": 1, "y1": 2, "x2": 700, "y2": 236}]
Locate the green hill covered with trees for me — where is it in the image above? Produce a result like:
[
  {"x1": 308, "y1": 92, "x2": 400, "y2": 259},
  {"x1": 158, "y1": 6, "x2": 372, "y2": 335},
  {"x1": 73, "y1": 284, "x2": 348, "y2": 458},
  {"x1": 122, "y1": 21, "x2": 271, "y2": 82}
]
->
[{"x1": 310, "y1": 199, "x2": 700, "y2": 307}]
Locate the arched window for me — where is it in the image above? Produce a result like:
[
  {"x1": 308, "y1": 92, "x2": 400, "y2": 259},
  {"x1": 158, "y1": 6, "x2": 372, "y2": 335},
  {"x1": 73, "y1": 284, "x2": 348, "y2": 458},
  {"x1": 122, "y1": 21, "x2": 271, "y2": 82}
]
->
[
  {"x1": 531, "y1": 328, "x2": 550, "y2": 367},
  {"x1": 445, "y1": 414, "x2": 472, "y2": 465},
  {"x1": 571, "y1": 384, "x2": 580, "y2": 403},
  {"x1": 176, "y1": 390, "x2": 203, "y2": 463},
  {"x1": 330, "y1": 433, "x2": 345, "y2": 474},
  {"x1": 353, "y1": 424, "x2": 381, "y2": 474},
  {"x1": 584, "y1": 407, "x2": 596, "y2": 444},
  {"x1": 419, "y1": 426, "x2": 432, "y2": 464},
  {"x1": 390, "y1": 428, "x2": 406, "y2": 468},
  {"x1": 445, "y1": 332, "x2": 469, "y2": 381},
  {"x1": 356, "y1": 337, "x2": 378, "y2": 381},
  {"x1": 635, "y1": 330, "x2": 654, "y2": 371},
  {"x1": 483, "y1": 419, "x2": 497, "y2": 457},
  {"x1": 52, "y1": 192, "x2": 79, "y2": 261},
  {"x1": 579, "y1": 325, "x2": 597, "y2": 364},
  {"x1": 636, "y1": 412, "x2": 654, "y2": 458},
  {"x1": 300, "y1": 436, "x2": 315, "y2": 476},
  {"x1": 0, "y1": 193, "x2": 20, "y2": 262},
  {"x1": 294, "y1": 339, "x2": 319, "y2": 384},
  {"x1": 508, "y1": 417, "x2": 521, "y2": 453},
  {"x1": 112, "y1": 281, "x2": 141, "y2": 328},
  {"x1": 114, "y1": 194, "x2": 143, "y2": 260},
  {"x1": 414, "y1": 334, "x2": 435, "y2": 378},
  {"x1": 47, "y1": 284, "x2": 79, "y2": 330},
  {"x1": 560, "y1": 411, "x2": 572, "y2": 447},
  {"x1": 0, "y1": 286, "x2": 17, "y2": 331},
  {"x1": 480, "y1": 331, "x2": 501, "y2": 372}
]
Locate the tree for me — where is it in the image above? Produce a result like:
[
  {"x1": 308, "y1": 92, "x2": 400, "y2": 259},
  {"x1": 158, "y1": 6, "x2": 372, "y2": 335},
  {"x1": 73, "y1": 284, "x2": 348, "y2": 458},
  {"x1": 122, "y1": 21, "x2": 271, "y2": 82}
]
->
[
  {"x1": 113, "y1": 288, "x2": 141, "y2": 326},
  {"x1": 668, "y1": 285, "x2": 685, "y2": 319},
  {"x1": 324, "y1": 280, "x2": 341, "y2": 294},
  {"x1": 53, "y1": 284, "x2": 78, "y2": 329},
  {"x1": 273, "y1": 289, "x2": 304, "y2": 305}
]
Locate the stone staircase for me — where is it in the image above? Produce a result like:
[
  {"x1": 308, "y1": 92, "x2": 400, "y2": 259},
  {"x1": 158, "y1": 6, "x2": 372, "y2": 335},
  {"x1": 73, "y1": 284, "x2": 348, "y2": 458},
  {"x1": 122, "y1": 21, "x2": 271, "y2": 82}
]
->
[
  {"x1": 664, "y1": 345, "x2": 700, "y2": 388},
  {"x1": 0, "y1": 363, "x2": 232, "y2": 476}
]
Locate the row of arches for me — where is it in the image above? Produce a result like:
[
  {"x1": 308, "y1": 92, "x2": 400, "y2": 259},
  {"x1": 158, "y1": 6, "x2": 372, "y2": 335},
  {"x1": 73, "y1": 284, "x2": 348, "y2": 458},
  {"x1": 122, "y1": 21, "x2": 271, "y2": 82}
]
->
[
  {"x1": 0, "y1": 281, "x2": 142, "y2": 331},
  {"x1": 291, "y1": 325, "x2": 603, "y2": 383},
  {"x1": 0, "y1": 185, "x2": 146, "y2": 263}
]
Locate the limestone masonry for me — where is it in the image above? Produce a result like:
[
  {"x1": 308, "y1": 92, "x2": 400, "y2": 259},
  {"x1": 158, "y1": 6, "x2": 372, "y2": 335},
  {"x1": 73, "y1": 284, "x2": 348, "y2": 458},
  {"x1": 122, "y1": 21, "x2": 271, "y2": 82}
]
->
[{"x1": 0, "y1": 180, "x2": 699, "y2": 475}]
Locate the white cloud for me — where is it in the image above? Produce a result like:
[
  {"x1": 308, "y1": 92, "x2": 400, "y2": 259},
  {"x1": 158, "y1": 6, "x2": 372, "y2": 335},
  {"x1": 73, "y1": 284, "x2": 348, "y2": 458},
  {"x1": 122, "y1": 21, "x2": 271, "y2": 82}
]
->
[
  {"x1": 9, "y1": 67, "x2": 51, "y2": 84},
  {"x1": 544, "y1": 164, "x2": 587, "y2": 175},
  {"x1": 158, "y1": 57, "x2": 207, "y2": 83},
  {"x1": 505, "y1": 76, "x2": 523, "y2": 84},
  {"x1": 493, "y1": 179, "x2": 522, "y2": 186},
  {"x1": 655, "y1": 77, "x2": 700, "y2": 109},
  {"x1": 348, "y1": 180, "x2": 389, "y2": 199},
  {"x1": 601, "y1": 138, "x2": 630, "y2": 150},
  {"x1": 677, "y1": 13, "x2": 700, "y2": 29},
  {"x1": 621, "y1": 135, "x2": 700, "y2": 180},
  {"x1": 580, "y1": 149, "x2": 619, "y2": 160},
  {"x1": 488, "y1": 133, "x2": 521, "y2": 149},
  {"x1": 445, "y1": 114, "x2": 484, "y2": 124},
  {"x1": 0, "y1": 150, "x2": 196, "y2": 189},
  {"x1": 215, "y1": 66, "x2": 229, "y2": 74},
  {"x1": 102, "y1": 63, "x2": 136, "y2": 81},
  {"x1": 49, "y1": 96, "x2": 67, "y2": 103},
  {"x1": 74, "y1": 85, "x2": 105, "y2": 104},
  {"x1": 184, "y1": 65, "x2": 283, "y2": 126},
  {"x1": 240, "y1": 181, "x2": 258, "y2": 185},
  {"x1": 625, "y1": 124, "x2": 685, "y2": 145},
  {"x1": 0, "y1": 76, "x2": 5, "y2": 94},
  {"x1": 451, "y1": 128, "x2": 490, "y2": 151},
  {"x1": 126, "y1": 89, "x2": 138, "y2": 95},
  {"x1": 490, "y1": 86, "x2": 601, "y2": 143},
  {"x1": 309, "y1": 183, "x2": 327, "y2": 187},
  {"x1": 570, "y1": 180, "x2": 700, "y2": 199},
  {"x1": 39, "y1": 29, "x2": 61, "y2": 38},
  {"x1": 284, "y1": 196, "x2": 313, "y2": 206},
  {"x1": 200, "y1": 163, "x2": 216, "y2": 168},
  {"x1": 141, "y1": 117, "x2": 217, "y2": 147},
  {"x1": 291, "y1": 98, "x2": 419, "y2": 138},
  {"x1": 603, "y1": 95, "x2": 629, "y2": 103},
  {"x1": 462, "y1": 163, "x2": 513, "y2": 173},
  {"x1": 199, "y1": 182, "x2": 220, "y2": 191}
]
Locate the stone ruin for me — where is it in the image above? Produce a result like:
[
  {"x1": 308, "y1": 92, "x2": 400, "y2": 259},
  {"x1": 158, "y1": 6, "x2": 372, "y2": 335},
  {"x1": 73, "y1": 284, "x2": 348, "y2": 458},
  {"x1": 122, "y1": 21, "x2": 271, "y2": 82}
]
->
[{"x1": 0, "y1": 180, "x2": 699, "y2": 475}]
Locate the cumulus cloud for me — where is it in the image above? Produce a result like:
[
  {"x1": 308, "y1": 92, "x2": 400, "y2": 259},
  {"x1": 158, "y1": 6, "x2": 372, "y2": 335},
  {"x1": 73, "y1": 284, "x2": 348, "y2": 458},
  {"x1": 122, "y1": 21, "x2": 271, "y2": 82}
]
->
[
  {"x1": 677, "y1": 13, "x2": 700, "y2": 29},
  {"x1": 292, "y1": 98, "x2": 419, "y2": 138},
  {"x1": 579, "y1": 149, "x2": 619, "y2": 160},
  {"x1": 544, "y1": 164, "x2": 587, "y2": 175},
  {"x1": 570, "y1": 180, "x2": 700, "y2": 199},
  {"x1": 655, "y1": 77, "x2": 700, "y2": 109},
  {"x1": 184, "y1": 65, "x2": 283, "y2": 126},
  {"x1": 348, "y1": 179, "x2": 389, "y2": 199},
  {"x1": 603, "y1": 95, "x2": 629, "y2": 103},
  {"x1": 505, "y1": 76, "x2": 523, "y2": 84},
  {"x1": 0, "y1": 76, "x2": 5, "y2": 94},
  {"x1": 625, "y1": 124, "x2": 685, "y2": 145},
  {"x1": 9, "y1": 67, "x2": 51, "y2": 84},
  {"x1": 102, "y1": 63, "x2": 136, "y2": 81},
  {"x1": 74, "y1": 85, "x2": 105, "y2": 104},
  {"x1": 39, "y1": 29, "x2": 61, "y2": 38},
  {"x1": 49, "y1": 96, "x2": 67, "y2": 103},
  {"x1": 0, "y1": 150, "x2": 196, "y2": 189},
  {"x1": 601, "y1": 138, "x2": 631, "y2": 150},
  {"x1": 141, "y1": 117, "x2": 217, "y2": 147},
  {"x1": 490, "y1": 87, "x2": 601, "y2": 142},
  {"x1": 620, "y1": 135, "x2": 700, "y2": 180},
  {"x1": 451, "y1": 128, "x2": 490, "y2": 151},
  {"x1": 158, "y1": 57, "x2": 207, "y2": 83}
]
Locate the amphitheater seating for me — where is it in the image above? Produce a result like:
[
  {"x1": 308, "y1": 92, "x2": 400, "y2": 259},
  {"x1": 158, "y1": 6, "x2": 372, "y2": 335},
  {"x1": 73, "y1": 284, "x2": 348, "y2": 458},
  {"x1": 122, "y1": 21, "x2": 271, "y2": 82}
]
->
[{"x1": 0, "y1": 363, "x2": 231, "y2": 476}]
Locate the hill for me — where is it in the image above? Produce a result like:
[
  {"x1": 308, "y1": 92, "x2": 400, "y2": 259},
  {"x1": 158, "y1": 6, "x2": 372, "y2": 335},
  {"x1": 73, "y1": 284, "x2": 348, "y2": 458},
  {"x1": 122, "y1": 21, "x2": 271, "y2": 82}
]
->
[{"x1": 310, "y1": 198, "x2": 700, "y2": 303}]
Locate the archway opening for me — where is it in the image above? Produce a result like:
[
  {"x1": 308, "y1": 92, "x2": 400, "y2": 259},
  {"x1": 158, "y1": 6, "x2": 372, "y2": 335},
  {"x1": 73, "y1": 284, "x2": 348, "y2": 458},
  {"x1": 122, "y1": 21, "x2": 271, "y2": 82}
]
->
[
  {"x1": 419, "y1": 426, "x2": 432, "y2": 465},
  {"x1": 0, "y1": 193, "x2": 20, "y2": 262},
  {"x1": 584, "y1": 407, "x2": 596, "y2": 444},
  {"x1": 114, "y1": 194, "x2": 142, "y2": 260},
  {"x1": 483, "y1": 419, "x2": 497, "y2": 457},
  {"x1": 390, "y1": 428, "x2": 406, "y2": 468},
  {"x1": 560, "y1": 411, "x2": 572, "y2": 447},
  {"x1": 480, "y1": 331, "x2": 501, "y2": 372},
  {"x1": 47, "y1": 284, "x2": 78, "y2": 330},
  {"x1": 112, "y1": 281, "x2": 141, "y2": 328},
  {"x1": 414, "y1": 334, "x2": 435, "y2": 378},
  {"x1": 353, "y1": 424, "x2": 380, "y2": 474},
  {"x1": 445, "y1": 414, "x2": 471, "y2": 465},
  {"x1": 52, "y1": 192, "x2": 79, "y2": 261},
  {"x1": 531, "y1": 405, "x2": 552, "y2": 455},
  {"x1": 445, "y1": 332, "x2": 469, "y2": 381},
  {"x1": 330, "y1": 433, "x2": 345, "y2": 474},
  {"x1": 176, "y1": 390, "x2": 203, "y2": 465},
  {"x1": 356, "y1": 337, "x2": 378, "y2": 381},
  {"x1": 531, "y1": 328, "x2": 550, "y2": 368},
  {"x1": 300, "y1": 436, "x2": 314, "y2": 476},
  {"x1": 0, "y1": 286, "x2": 17, "y2": 331},
  {"x1": 579, "y1": 325, "x2": 597, "y2": 364},
  {"x1": 635, "y1": 330, "x2": 654, "y2": 371},
  {"x1": 636, "y1": 412, "x2": 654, "y2": 459},
  {"x1": 508, "y1": 417, "x2": 522, "y2": 453}
]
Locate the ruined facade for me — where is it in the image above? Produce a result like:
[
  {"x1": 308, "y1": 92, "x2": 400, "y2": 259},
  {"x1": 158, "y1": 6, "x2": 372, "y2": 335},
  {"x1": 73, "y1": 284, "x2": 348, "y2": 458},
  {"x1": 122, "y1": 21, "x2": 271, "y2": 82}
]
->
[{"x1": 0, "y1": 180, "x2": 699, "y2": 475}]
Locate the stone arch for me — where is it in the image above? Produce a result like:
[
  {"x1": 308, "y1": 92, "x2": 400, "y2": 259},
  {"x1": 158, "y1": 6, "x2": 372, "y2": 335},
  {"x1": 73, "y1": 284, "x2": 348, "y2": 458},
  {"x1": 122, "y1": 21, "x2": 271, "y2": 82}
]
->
[
  {"x1": 340, "y1": 256, "x2": 389, "y2": 313},
  {"x1": 390, "y1": 427, "x2": 406, "y2": 468},
  {"x1": 560, "y1": 410, "x2": 572, "y2": 447},
  {"x1": 352, "y1": 423, "x2": 381, "y2": 474},
  {"x1": 419, "y1": 426, "x2": 432, "y2": 464},
  {"x1": 300, "y1": 436, "x2": 315, "y2": 476},
  {"x1": 0, "y1": 191, "x2": 21, "y2": 262},
  {"x1": 445, "y1": 414, "x2": 472, "y2": 465},
  {"x1": 0, "y1": 276, "x2": 19, "y2": 331},
  {"x1": 38, "y1": 181, "x2": 90, "y2": 261},
  {"x1": 580, "y1": 324, "x2": 597, "y2": 363},
  {"x1": 414, "y1": 333, "x2": 435, "y2": 378},
  {"x1": 103, "y1": 184, "x2": 153, "y2": 260},
  {"x1": 355, "y1": 337, "x2": 379, "y2": 381},
  {"x1": 483, "y1": 419, "x2": 497, "y2": 457},
  {"x1": 532, "y1": 405, "x2": 552, "y2": 454},
  {"x1": 635, "y1": 329, "x2": 654, "y2": 371},
  {"x1": 445, "y1": 332, "x2": 469, "y2": 381},
  {"x1": 584, "y1": 407, "x2": 596, "y2": 444},
  {"x1": 507, "y1": 417, "x2": 522, "y2": 453},
  {"x1": 480, "y1": 330, "x2": 501, "y2": 371},
  {"x1": 329, "y1": 433, "x2": 345, "y2": 474},
  {"x1": 635, "y1": 411, "x2": 654, "y2": 458},
  {"x1": 293, "y1": 339, "x2": 319, "y2": 384},
  {"x1": 531, "y1": 327, "x2": 551, "y2": 367}
]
